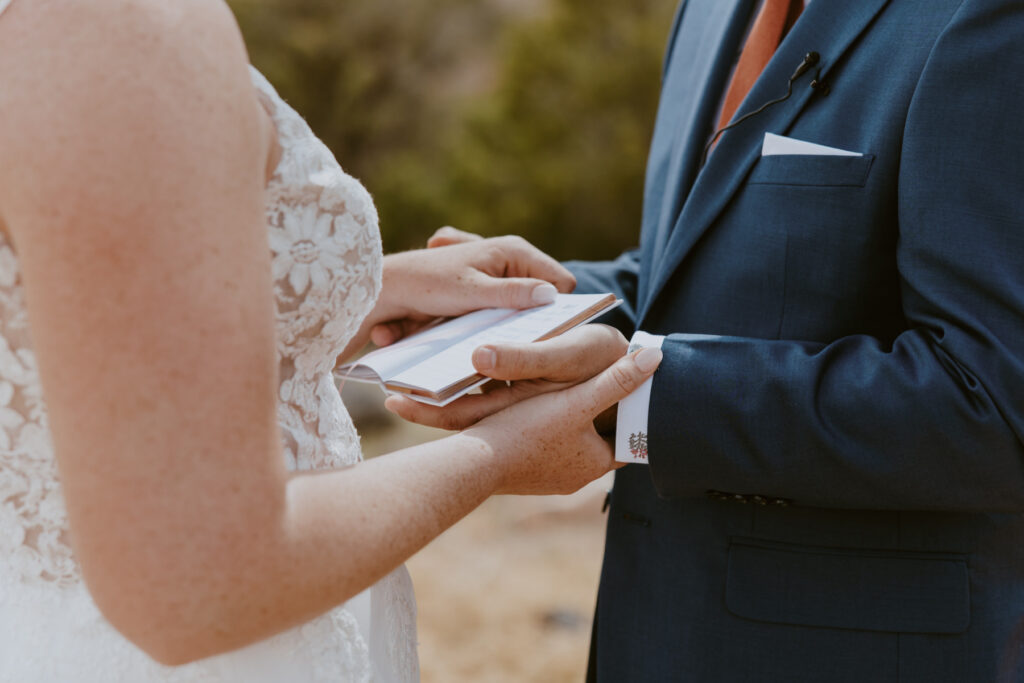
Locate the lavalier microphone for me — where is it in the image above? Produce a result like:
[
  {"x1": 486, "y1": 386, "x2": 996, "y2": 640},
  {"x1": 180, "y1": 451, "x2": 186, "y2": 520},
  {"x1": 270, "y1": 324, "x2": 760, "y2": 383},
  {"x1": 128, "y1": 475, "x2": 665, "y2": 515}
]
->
[{"x1": 790, "y1": 50, "x2": 820, "y2": 81}]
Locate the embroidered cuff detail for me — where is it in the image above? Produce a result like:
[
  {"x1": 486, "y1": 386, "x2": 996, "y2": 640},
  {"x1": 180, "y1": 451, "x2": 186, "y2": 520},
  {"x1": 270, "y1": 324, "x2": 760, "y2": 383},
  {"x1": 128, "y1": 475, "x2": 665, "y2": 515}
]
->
[{"x1": 615, "y1": 332, "x2": 666, "y2": 464}]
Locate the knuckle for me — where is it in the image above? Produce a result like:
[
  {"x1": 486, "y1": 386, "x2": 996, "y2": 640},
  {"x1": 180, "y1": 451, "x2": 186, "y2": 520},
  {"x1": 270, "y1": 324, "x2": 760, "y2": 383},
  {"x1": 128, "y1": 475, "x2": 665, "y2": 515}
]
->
[
  {"x1": 607, "y1": 363, "x2": 636, "y2": 395},
  {"x1": 572, "y1": 326, "x2": 626, "y2": 372},
  {"x1": 498, "y1": 234, "x2": 531, "y2": 256},
  {"x1": 591, "y1": 324, "x2": 628, "y2": 350},
  {"x1": 607, "y1": 326, "x2": 630, "y2": 351},
  {"x1": 499, "y1": 279, "x2": 526, "y2": 306},
  {"x1": 499, "y1": 348, "x2": 528, "y2": 375},
  {"x1": 427, "y1": 227, "x2": 455, "y2": 247},
  {"x1": 485, "y1": 242, "x2": 506, "y2": 263}
]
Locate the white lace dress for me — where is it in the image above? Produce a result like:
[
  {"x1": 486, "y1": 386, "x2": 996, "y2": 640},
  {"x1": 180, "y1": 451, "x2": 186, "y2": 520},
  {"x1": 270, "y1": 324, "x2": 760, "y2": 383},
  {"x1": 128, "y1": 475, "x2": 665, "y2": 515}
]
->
[{"x1": 0, "y1": 12, "x2": 419, "y2": 678}]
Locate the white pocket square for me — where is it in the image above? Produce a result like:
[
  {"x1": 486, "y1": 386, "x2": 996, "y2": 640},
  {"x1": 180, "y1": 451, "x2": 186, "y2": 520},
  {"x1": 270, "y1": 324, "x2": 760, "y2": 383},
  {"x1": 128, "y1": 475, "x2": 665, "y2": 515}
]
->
[{"x1": 761, "y1": 132, "x2": 863, "y2": 158}]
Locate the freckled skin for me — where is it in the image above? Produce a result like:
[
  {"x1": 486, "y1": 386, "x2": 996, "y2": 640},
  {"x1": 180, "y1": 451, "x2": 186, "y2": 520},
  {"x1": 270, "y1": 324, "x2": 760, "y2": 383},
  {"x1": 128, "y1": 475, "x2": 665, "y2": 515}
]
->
[{"x1": 0, "y1": 0, "x2": 658, "y2": 667}]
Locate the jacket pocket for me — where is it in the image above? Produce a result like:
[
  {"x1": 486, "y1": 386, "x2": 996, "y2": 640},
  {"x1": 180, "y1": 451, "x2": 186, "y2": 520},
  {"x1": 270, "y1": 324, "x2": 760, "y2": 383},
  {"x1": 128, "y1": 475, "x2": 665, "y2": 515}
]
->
[
  {"x1": 726, "y1": 538, "x2": 970, "y2": 634},
  {"x1": 748, "y1": 153, "x2": 876, "y2": 187}
]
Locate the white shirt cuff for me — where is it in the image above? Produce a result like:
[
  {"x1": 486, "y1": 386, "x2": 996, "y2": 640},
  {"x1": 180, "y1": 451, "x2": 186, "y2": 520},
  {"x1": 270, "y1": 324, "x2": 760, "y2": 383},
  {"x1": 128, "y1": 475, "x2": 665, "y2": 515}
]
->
[{"x1": 615, "y1": 331, "x2": 666, "y2": 464}]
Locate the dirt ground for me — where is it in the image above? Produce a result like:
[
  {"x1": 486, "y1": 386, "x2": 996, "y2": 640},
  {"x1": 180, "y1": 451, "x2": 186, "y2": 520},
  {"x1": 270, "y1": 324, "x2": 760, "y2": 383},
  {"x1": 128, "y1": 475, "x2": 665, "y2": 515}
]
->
[
  {"x1": 357, "y1": 400, "x2": 611, "y2": 683},
  {"x1": 409, "y1": 481, "x2": 610, "y2": 683}
]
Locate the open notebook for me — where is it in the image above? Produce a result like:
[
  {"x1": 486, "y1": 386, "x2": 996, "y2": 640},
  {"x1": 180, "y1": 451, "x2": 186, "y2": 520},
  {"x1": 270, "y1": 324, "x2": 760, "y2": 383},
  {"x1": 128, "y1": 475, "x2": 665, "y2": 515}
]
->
[{"x1": 336, "y1": 293, "x2": 621, "y2": 406}]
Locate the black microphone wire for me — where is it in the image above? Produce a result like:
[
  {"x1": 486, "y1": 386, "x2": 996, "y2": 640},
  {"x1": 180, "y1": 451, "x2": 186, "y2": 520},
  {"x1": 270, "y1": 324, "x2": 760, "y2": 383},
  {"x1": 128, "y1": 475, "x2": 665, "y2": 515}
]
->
[{"x1": 702, "y1": 51, "x2": 821, "y2": 166}]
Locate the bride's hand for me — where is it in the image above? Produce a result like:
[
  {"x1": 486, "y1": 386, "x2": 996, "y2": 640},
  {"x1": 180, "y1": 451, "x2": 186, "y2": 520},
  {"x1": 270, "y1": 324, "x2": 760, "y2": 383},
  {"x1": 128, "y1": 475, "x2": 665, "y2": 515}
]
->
[
  {"x1": 426, "y1": 225, "x2": 484, "y2": 248},
  {"x1": 366, "y1": 234, "x2": 575, "y2": 347},
  {"x1": 460, "y1": 347, "x2": 663, "y2": 495}
]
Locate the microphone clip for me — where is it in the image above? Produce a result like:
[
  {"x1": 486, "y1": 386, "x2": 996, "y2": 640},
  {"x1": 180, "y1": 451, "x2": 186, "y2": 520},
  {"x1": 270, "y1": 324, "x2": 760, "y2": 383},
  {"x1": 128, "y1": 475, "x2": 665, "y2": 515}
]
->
[{"x1": 810, "y1": 69, "x2": 831, "y2": 96}]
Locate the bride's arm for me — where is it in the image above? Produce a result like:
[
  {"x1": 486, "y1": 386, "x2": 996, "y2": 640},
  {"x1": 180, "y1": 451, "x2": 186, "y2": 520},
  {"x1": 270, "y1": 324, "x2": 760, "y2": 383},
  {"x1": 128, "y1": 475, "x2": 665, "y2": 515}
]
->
[{"x1": 0, "y1": 0, "x2": 658, "y2": 666}]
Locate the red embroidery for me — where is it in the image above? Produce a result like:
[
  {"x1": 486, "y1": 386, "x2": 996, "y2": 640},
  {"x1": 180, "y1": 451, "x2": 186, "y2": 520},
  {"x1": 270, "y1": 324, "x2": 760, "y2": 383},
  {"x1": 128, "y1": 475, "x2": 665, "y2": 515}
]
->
[{"x1": 628, "y1": 432, "x2": 648, "y2": 460}]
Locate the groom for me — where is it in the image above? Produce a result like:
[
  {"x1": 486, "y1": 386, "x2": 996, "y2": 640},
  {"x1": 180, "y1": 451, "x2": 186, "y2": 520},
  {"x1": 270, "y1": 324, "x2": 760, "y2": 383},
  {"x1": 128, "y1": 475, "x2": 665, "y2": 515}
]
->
[{"x1": 396, "y1": 0, "x2": 1024, "y2": 679}]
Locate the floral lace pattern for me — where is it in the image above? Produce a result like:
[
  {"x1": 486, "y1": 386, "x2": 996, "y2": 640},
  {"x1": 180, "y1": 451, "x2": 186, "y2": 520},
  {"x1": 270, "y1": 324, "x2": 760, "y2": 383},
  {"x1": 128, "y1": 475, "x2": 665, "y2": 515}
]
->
[
  {"x1": 0, "y1": 246, "x2": 79, "y2": 588},
  {"x1": 255, "y1": 66, "x2": 384, "y2": 474},
  {"x1": 0, "y1": 59, "x2": 419, "y2": 682}
]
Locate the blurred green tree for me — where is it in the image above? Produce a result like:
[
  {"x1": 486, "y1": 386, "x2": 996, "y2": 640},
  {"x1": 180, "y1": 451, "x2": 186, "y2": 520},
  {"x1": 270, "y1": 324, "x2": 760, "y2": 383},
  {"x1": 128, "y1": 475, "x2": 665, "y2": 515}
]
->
[{"x1": 229, "y1": 0, "x2": 678, "y2": 261}]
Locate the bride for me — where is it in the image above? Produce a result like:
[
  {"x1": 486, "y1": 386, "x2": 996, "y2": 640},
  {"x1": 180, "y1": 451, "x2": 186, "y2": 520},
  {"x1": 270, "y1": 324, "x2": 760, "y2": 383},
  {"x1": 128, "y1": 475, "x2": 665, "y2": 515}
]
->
[{"x1": 0, "y1": 0, "x2": 661, "y2": 681}]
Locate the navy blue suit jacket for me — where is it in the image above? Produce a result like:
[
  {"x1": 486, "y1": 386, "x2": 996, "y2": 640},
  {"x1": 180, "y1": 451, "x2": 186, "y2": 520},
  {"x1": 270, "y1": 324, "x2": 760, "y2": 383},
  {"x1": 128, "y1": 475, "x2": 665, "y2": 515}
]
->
[{"x1": 569, "y1": 0, "x2": 1024, "y2": 680}]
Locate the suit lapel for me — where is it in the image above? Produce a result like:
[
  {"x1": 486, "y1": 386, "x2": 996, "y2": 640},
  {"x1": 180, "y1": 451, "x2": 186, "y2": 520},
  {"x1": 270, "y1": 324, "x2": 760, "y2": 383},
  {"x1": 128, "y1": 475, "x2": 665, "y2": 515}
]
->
[
  {"x1": 640, "y1": 0, "x2": 754, "y2": 302},
  {"x1": 639, "y1": 0, "x2": 893, "y2": 324}
]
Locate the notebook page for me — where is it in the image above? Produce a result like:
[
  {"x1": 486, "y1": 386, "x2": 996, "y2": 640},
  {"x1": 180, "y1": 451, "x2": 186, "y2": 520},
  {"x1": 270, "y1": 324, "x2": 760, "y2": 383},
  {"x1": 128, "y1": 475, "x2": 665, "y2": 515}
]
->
[
  {"x1": 350, "y1": 307, "x2": 518, "y2": 381},
  {"x1": 388, "y1": 294, "x2": 611, "y2": 393}
]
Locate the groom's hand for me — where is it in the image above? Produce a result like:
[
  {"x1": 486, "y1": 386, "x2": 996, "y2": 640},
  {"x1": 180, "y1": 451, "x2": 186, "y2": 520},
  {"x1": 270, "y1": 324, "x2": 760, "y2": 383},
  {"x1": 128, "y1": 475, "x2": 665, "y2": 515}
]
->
[
  {"x1": 384, "y1": 323, "x2": 628, "y2": 432},
  {"x1": 367, "y1": 234, "x2": 576, "y2": 347}
]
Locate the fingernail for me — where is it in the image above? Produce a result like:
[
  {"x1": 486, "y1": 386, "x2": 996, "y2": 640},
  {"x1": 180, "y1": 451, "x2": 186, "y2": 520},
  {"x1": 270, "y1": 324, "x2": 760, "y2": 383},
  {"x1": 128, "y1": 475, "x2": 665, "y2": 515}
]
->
[
  {"x1": 473, "y1": 346, "x2": 497, "y2": 371},
  {"x1": 634, "y1": 348, "x2": 663, "y2": 373},
  {"x1": 531, "y1": 283, "x2": 558, "y2": 305}
]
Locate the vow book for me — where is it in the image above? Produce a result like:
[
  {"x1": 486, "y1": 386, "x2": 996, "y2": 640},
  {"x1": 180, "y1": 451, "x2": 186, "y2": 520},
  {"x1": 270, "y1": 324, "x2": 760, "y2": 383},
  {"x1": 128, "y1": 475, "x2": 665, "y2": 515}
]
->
[{"x1": 337, "y1": 293, "x2": 620, "y2": 406}]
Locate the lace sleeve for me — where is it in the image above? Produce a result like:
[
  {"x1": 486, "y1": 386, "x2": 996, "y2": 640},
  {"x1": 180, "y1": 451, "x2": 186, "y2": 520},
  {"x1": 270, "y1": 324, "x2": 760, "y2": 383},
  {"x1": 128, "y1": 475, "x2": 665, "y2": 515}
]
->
[{"x1": 0, "y1": 240, "x2": 77, "y2": 585}]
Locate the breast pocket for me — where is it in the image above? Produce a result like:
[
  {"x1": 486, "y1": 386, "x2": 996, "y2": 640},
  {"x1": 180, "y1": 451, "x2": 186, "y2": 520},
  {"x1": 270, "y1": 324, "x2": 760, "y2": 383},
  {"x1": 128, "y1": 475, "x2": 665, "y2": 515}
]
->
[
  {"x1": 731, "y1": 150, "x2": 897, "y2": 341},
  {"x1": 748, "y1": 153, "x2": 876, "y2": 187}
]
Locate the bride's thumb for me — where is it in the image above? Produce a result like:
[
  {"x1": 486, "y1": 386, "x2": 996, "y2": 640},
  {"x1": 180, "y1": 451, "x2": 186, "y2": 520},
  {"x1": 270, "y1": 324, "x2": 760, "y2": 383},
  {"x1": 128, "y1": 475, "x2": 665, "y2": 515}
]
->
[
  {"x1": 581, "y1": 348, "x2": 663, "y2": 415},
  {"x1": 475, "y1": 276, "x2": 559, "y2": 310}
]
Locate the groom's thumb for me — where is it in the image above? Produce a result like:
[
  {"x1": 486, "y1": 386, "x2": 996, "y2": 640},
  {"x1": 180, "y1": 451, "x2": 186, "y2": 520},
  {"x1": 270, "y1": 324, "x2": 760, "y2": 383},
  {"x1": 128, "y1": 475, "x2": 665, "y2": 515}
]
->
[
  {"x1": 476, "y1": 276, "x2": 559, "y2": 310},
  {"x1": 582, "y1": 348, "x2": 663, "y2": 414}
]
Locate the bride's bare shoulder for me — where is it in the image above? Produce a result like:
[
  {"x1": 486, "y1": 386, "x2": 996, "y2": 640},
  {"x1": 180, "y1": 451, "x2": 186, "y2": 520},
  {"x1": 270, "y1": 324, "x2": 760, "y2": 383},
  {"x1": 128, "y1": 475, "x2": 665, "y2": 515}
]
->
[
  {"x1": 0, "y1": 0, "x2": 251, "y2": 95},
  {"x1": 0, "y1": 0, "x2": 262, "y2": 224},
  {"x1": 0, "y1": 0, "x2": 247, "y2": 61}
]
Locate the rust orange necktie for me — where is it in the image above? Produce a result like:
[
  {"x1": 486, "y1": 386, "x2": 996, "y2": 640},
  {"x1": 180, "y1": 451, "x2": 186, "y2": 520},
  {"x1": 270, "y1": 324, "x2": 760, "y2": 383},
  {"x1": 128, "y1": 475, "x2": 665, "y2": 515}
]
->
[{"x1": 716, "y1": 0, "x2": 804, "y2": 134}]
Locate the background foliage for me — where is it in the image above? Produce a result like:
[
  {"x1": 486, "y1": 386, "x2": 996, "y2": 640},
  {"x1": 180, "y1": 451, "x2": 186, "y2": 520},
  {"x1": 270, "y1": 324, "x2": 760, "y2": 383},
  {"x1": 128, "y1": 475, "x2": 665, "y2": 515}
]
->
[{"x1": 229, "y1": 0, "x2": 679, "y2": 262}]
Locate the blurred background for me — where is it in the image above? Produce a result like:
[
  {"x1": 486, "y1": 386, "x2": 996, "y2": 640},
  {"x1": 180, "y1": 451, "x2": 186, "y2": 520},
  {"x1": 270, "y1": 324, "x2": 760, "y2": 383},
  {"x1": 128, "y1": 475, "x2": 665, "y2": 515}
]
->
[{"x1": 228, "y1": 0, "x2": 679, "y2": 679}]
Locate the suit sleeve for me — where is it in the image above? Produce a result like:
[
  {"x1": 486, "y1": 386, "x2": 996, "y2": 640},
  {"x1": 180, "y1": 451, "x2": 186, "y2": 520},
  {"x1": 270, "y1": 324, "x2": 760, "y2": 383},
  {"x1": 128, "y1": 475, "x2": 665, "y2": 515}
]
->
[
  {"x1": 564, "y1": 248, "x2": 642, "y2": 336},
  {"x1": 646, "y1": 0, "x2": 1024, "y2": 511}
]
